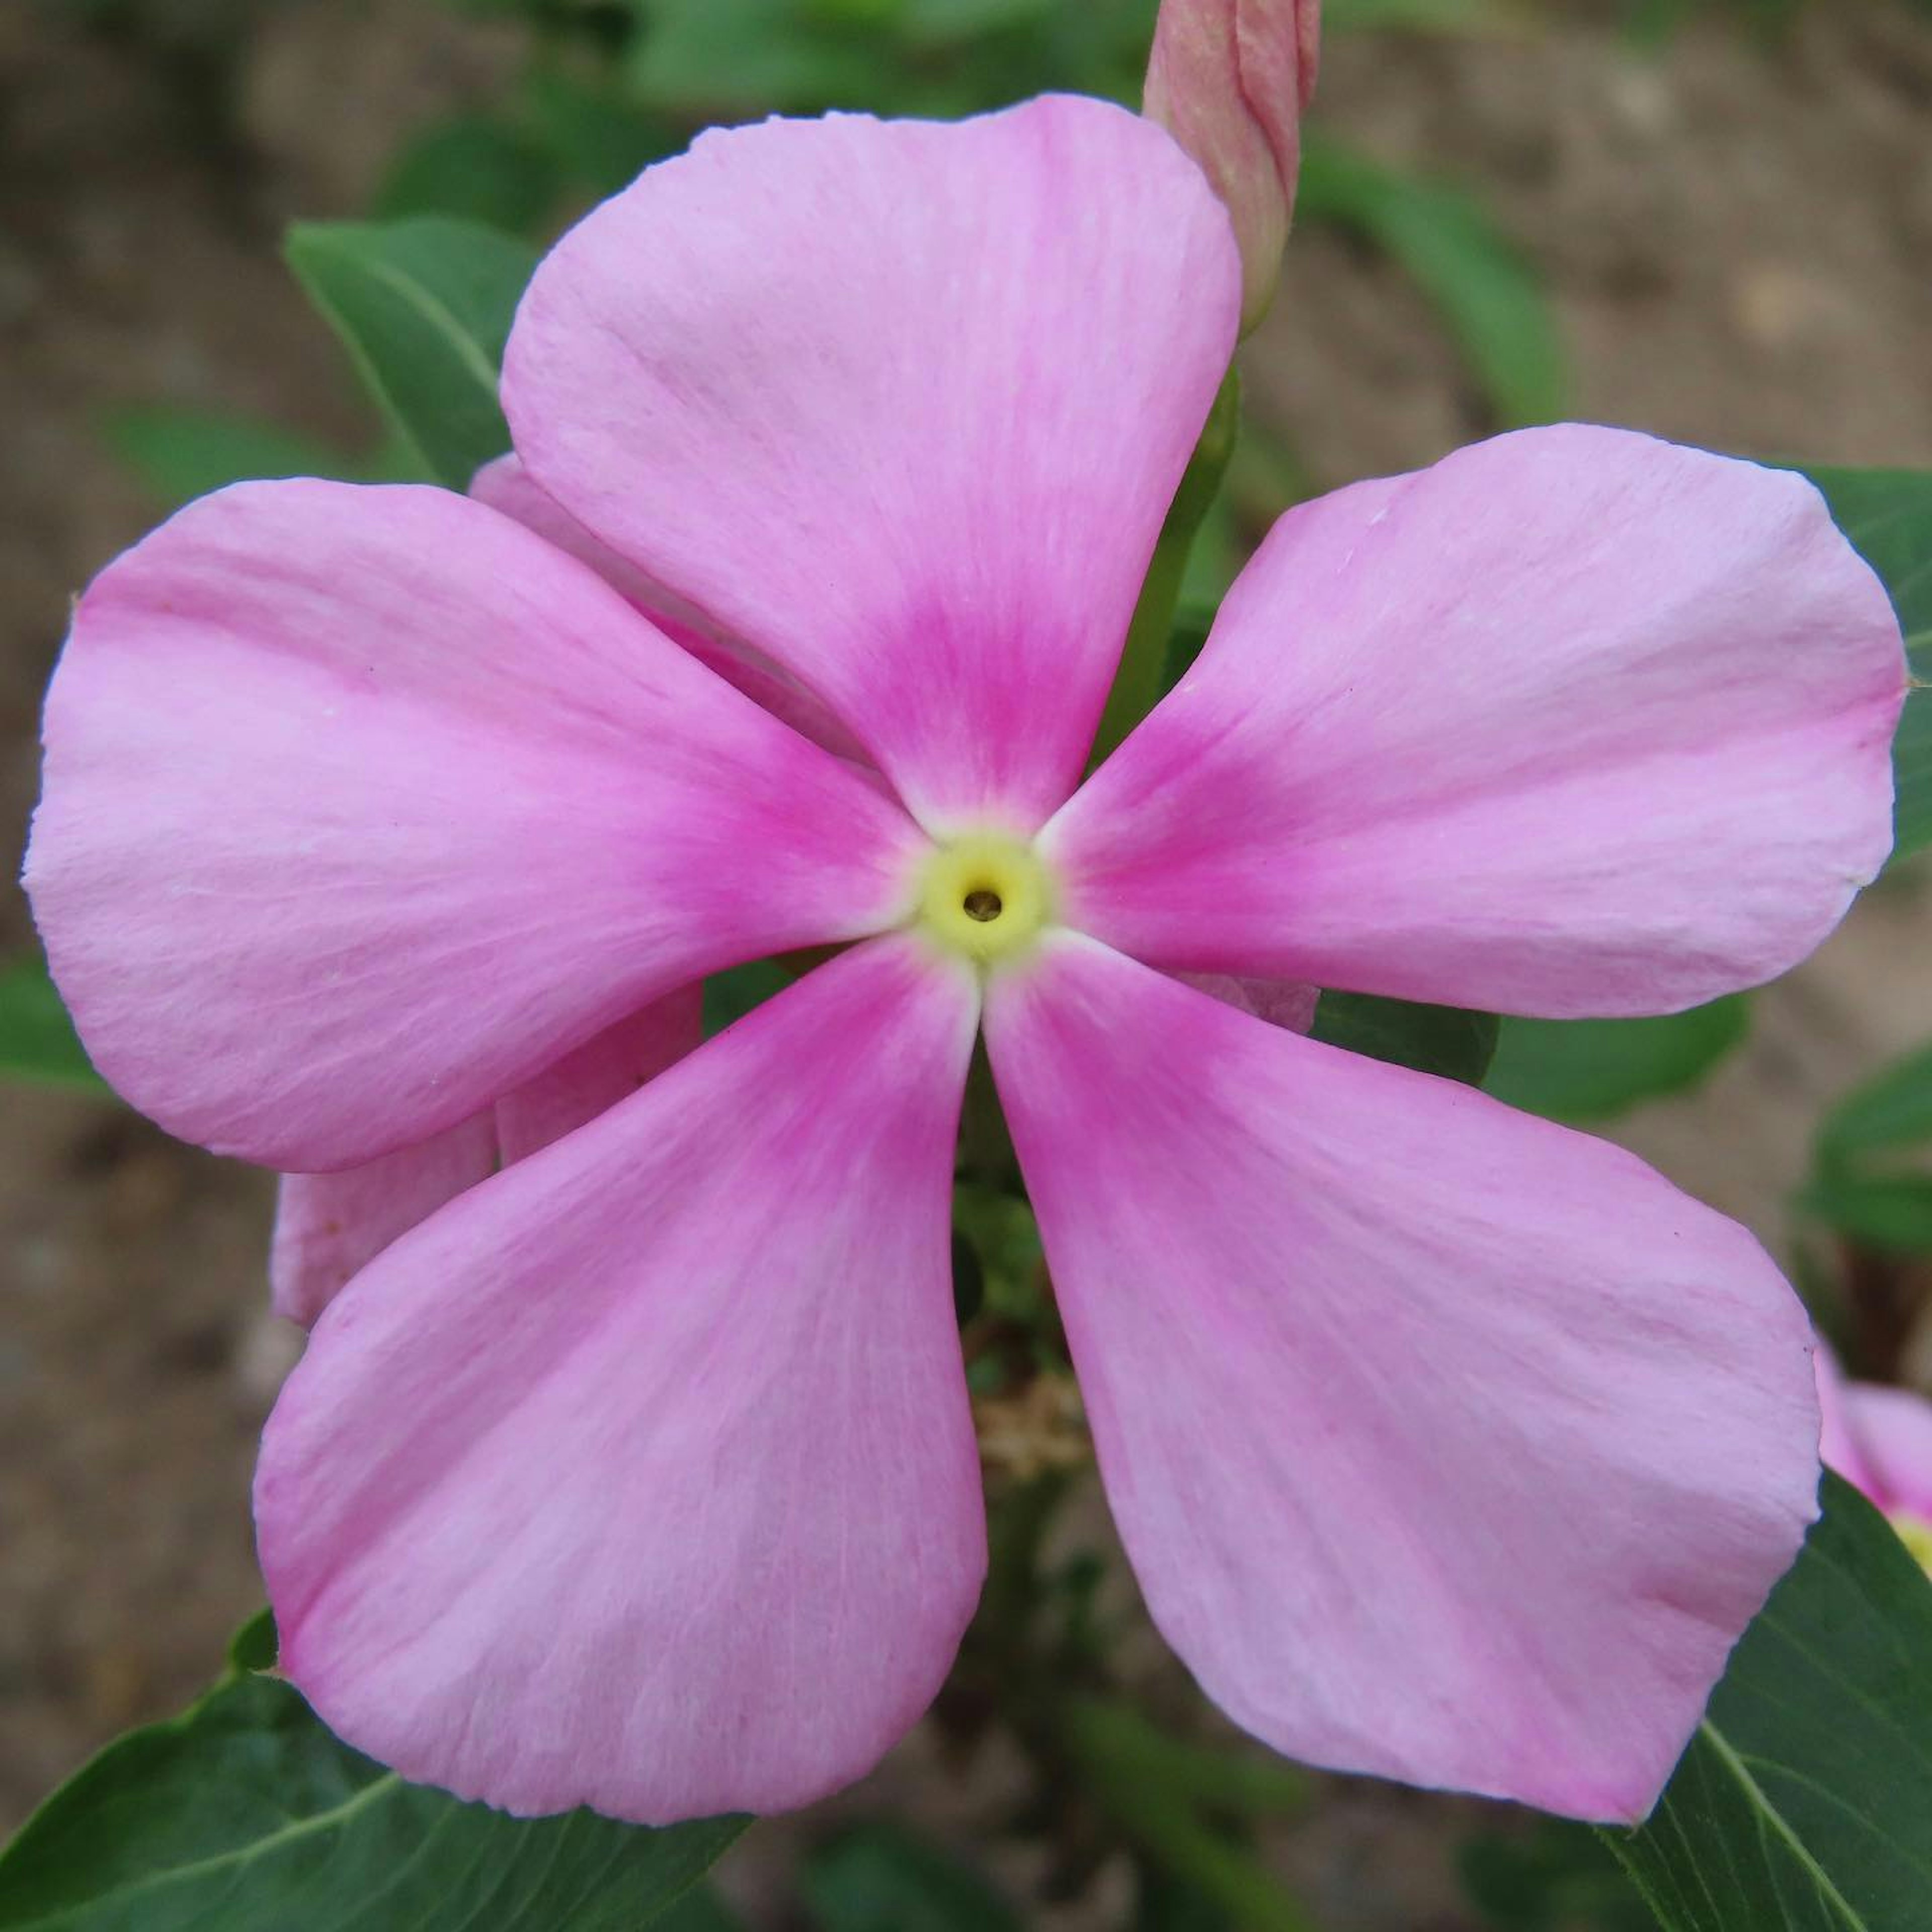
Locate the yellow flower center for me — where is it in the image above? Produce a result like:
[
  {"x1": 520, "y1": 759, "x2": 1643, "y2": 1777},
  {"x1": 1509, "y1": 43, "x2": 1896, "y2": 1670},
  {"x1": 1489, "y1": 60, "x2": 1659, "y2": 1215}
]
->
[
  {"x1": 916, "y1": 832, "x2": 1055, "y2": 967},
  {"x1": 1889, "y1": 1508, "x2": 1932, "y2": 1578}
]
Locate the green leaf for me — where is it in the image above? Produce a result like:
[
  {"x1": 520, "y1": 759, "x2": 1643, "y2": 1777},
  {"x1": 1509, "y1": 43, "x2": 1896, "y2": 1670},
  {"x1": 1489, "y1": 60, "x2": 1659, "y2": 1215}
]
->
[
  {"x1": 1802, "y1": 468, "x2": 1932, "y2": 866},
  {"x1": 628, "y1": 0, "x2": 887, "y2": 113},
  {"x1": 652, "y1": 1885, "x2": 749, "y2": 1932},
  {"x1": 702, "y1": 959, "x2": 791, "y2": 1037},
  {"x1": 1604, "y1": 1472, "x2": 1932, "y2": 1931},
  {"x1": 801, "y1": 1823, "x2": 1025, "y2": 1932},
  {"x1": 1311, "y1": 991, "x2": 1500, "y2": 1086},
  {"x1": 0, "y1": 1618, "x2": 746, "y2": 1932},
  {"x1": 1817, "y1": 1039, "x2": 1932, "y2": 1161},
  {"x1": 284, "y1": 217, "x2": 538, "y2": 489},
  {"x1": 0, "y1": 957, "x2": 102, "y2": 1090},
  {"x1": 102, "y1": 405, "x2": 377, "y2": 509},
  {"x1": 1801, "y1": 1173, "x2": 1932, "y2": 1256},
  {"x1": 522, "y1": 68, "x2": 677, "y2": 197},
  {"x1": 374, "y1": 113, "x2": 561, "y2": 234},
  {"x1": 1297, "y1": 135, "x2": 1566, "y2": 429},
  {"x1": 1461, "y1": 1818, "x2": 1651, "y2": 1931},
  {"x1": 1483, "y1": 999, "x2": 1749, "y2": 1123}
]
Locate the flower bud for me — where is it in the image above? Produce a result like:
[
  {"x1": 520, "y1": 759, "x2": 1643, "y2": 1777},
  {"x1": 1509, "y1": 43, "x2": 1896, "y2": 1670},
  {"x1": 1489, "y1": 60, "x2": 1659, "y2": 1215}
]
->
[{"x1": 1144, "y1": 0, "x2": 1321, "y2": 332}]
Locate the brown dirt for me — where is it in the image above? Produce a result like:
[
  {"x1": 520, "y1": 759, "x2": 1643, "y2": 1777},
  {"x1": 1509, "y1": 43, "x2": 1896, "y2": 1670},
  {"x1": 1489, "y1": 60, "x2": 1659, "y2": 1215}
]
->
[{"x1": 2, "y1": 3, "x2": 1929, "y2": 1923}]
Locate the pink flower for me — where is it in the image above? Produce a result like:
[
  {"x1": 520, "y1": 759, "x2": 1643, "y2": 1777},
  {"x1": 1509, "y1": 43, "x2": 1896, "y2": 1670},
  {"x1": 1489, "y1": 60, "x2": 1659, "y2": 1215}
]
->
[
  {"x1": 25, "y1": 98, "x2": 1906, "y2": 1826},
  {"x1": 1145, "y1": 0, "x2": 1322, "y2": 328},
  {"x1": 1816, "y1": 1348, "x2": 1932, "y2": 1572}
]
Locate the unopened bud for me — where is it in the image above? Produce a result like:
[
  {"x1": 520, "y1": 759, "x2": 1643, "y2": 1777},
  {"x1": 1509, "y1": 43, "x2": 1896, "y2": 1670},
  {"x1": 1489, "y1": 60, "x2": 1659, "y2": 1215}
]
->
[{"x1": 1144, "y1": 0, "x2": 1321, "y2": 333}]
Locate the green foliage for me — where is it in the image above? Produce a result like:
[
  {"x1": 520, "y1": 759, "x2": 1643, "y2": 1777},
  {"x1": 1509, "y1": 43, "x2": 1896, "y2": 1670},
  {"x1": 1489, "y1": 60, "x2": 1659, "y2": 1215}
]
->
[
  {"x1": 103, "y1": 403, "x2": 424, "y2": 511},
  {"x1": 1311, "y1": 991, "x2": 1501, "y2": 1086},
  {"x1": 1063, "y1": 1700, "x2": 1316, "y2": 1930},
  {"x1": 374, "y1": 112, "x2": 563, "y2": 234},
  {"x1": 800, "y1": 1822, "x2": 1026, "y2": 1931},
  {"x1": 1802, "y1": 468, "x2": 1932, "y2": 868},
  {"x1": 1801, "y1": 1037, "x2": 1932, "y2": 1255},
  {"x1": 1462, "y1": 1818, "x2": 1650, "y2": 1931},
  {"x1": 702, "y1": 959, "x2": 792, "y2": 1037},
  {"x1": 0, "y1": 1615, "x2": 742, "y2": 1932},
  {"x1": 521, "y1": 68, "x2": 679, "y2": 197},
  {"x1": 0, "y1": 957, "x2": 102, "y2": 1091},
  {"x1": 1605, "y1": 1473, "x2": 1932, "y2": 1931},
  {"x1": 284, "y1": 217, "x2": 538, "y2": 489},
  {"x1": 0, "y1": 1613, "x2": 745, "y2": 1932},
  {"x1": 1297, "y1": 134, "x2": 1567, "y2": 429},
  {"x1": 1484, "y1": 999, "x2": 1749, "y2": 1123}
]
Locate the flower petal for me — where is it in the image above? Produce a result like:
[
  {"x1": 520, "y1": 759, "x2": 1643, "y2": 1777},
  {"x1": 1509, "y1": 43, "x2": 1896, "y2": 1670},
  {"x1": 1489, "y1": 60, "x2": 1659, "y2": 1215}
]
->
[
  {"x1": 503, "y1": 98, "x2": 1240, "y2": 834},
  {"x1": 256, "y1": 936, "x2": 985, "y2": 1823},
  {"x1": 271, "y1": 1117, "x2": 497, "y2": 1328},
  {"x1": 1812, "y1": 1342, "x2": 1880, "y2": 1500},
  {"x1": 272, "y1": 991, "x2": 705, "y2": 1327},
  {"x1": 27, "y1": 481, "x2": 923, "y2": 1170},
  {"x1": 470, "y1": 455, "x2": 867, "y2": 763},
  {"x1": 985, "y1": 934, "x2": 1818, "y2": 1821},
  {"x1": 493, "y1": 985, "x2": 702, "y2": 1164},
  {"x1": 1048, "y1": 428, "x2": 1905, "y2": 1017},
  {"x1": 1841, "y1": 1383, "x2": 1932, "y2": 1525}
]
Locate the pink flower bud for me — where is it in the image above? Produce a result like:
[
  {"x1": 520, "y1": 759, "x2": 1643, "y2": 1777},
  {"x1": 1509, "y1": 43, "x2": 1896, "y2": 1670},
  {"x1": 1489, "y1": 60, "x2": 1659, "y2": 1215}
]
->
[{"x1": 1144, "y1": 0, "x2": 1321, "y2": 332}]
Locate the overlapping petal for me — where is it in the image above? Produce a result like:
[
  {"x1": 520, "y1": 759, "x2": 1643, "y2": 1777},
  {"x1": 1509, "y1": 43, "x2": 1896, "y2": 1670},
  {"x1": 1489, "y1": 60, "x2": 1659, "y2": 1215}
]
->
[
  {"x1": 469, "y1": 455, "x2": 866, "y2": 763},
  {"x1": 1047, "y1": 428, "x2": 1905, "y2": 1018},
  {"x1": 272, "y1": 991, "x2": 703, "y2": 1325},
  {"x1": 986, "y1": 935, "x2": 1818, "y2": 1821},
  {"x1": 503, "y1": 96, "x2": 1240, "y2": 833},
  {"x1": 271, "y1": 1119, "x2": 496, "y2": 1329},
  {"x1": 1841, "y1": 1385, "x2": 1932, "y2": 1524},
  {"x1": 27, "y1": 481, "x2": 923, "y2": 1170},
  {"x1": 256, "y1": 937, "x2": 985, "y2": 1823}
]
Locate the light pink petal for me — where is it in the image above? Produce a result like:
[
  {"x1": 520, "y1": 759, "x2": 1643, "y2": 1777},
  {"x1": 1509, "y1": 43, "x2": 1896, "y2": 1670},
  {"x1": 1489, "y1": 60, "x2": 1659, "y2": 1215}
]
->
[
  {"x1": 494, "y1": 986, "x2": 702, "y2": 1164},
  {"x1": 27, "y1": 481, "x2": 923, "y2": 1170},
  {"x1": 256, "y1": 936, "x2": 985, "y2": 1823},
  {"x1": 1841, "y1": 1383, "x2": 1932, "y2": 1525},
  {"x1": 1812, "y1": 1343, "x2": 1880, "y2": 1500},
  {"x1": 986, "y1": 934, "x2": 1818, "y2": 1822},
  {"x1": 469, "y1": 455, "x2": 867, "y2": 763},
  {"x1": 503, "y1": 98, "x2": 1240, "y2": 834},
  {"x1": 1048, "y1": 429, "x2": 1905, "y2": 1017},
  {"x1": 271, "y1": 1115, "x2": 498, "y2": 1328},
  {"x1": 272, "y1": 992, "x2": 706, "y2": 1328},
  {"x1": 1176, "y1": 971, "x2": 1319, "y2": 1033}
]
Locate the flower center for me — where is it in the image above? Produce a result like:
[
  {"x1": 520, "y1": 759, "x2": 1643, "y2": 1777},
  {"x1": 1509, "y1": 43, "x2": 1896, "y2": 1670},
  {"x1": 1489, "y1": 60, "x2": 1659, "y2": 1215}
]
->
[{"x1": 916, "y1": 832, "x2": 1055, "y2": 967}]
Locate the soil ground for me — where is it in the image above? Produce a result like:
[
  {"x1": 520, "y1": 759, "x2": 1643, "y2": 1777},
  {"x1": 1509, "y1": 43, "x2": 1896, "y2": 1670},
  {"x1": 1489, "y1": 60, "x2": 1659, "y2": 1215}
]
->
[{"x1": 2, "y1": 3, "x2": 1929, "y2": 1923}]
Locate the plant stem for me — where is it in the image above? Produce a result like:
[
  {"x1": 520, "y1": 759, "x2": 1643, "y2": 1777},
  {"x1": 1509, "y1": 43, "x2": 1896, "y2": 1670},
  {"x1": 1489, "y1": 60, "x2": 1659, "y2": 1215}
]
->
[{"x1": 1089, "y1": 366, "x2": 1241, "y2": 767}]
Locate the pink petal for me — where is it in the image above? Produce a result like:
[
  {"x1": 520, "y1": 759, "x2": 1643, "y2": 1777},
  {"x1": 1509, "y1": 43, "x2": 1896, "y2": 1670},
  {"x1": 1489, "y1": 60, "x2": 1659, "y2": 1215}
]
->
[
  {"x1": 494, "y1": 986, "x2": 702, "y2": 1164},
  {"x1": 986, "y1": 934, "x2": 1818, "y2": 1822},
  {"x1": 272, "y1": 992, "x2": 705, "y2": 1327},
  {"x1": 1812, "y1": 1342, "x2": 1880, "y2": 1500},
  {"x1": 27, "y1": 480, "x2": 923, "y2": 1170},
  {"x1": 1841, "y1": 1383, "x2": 1932, "y2": 1525},
  {"x1": 256, "y1": 936, "x2": 985, "y2": 1823},
  {"x1": 1177, "y1": 972, "x2": 1319, "y2": 1032},
  {"x1": 502, "y1": 98, "x2": 1240, "y2": 834},
  {"x1": 1047, "y1": 429, "x2": 1905, "y2": 1017},
  {"x1": 470, "y1": 455, "x2": 867, "y2": 763},
  {"x1": 271, "y1": 1115, "x2": 497, "y2": 1328}
]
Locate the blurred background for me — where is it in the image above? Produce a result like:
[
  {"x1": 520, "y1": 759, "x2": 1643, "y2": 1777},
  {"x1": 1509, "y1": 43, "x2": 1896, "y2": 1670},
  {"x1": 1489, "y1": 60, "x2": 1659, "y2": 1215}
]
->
[{"x1": 3, "y1": 1, "x2": 1930, "y2": 1925}]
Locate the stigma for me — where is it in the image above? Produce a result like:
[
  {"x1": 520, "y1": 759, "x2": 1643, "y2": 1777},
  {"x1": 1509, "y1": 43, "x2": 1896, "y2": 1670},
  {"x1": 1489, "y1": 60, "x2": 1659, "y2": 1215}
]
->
[{"x1": 915, "y1": 832, "x2": 1056, "y2": 968}]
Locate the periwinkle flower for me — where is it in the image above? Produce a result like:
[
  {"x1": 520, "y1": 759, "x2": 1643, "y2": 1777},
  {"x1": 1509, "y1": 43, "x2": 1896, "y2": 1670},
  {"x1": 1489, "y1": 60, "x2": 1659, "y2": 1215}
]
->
[{"x1": 26, "y1": 98, "x2": 1905, "y2": 1825}]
